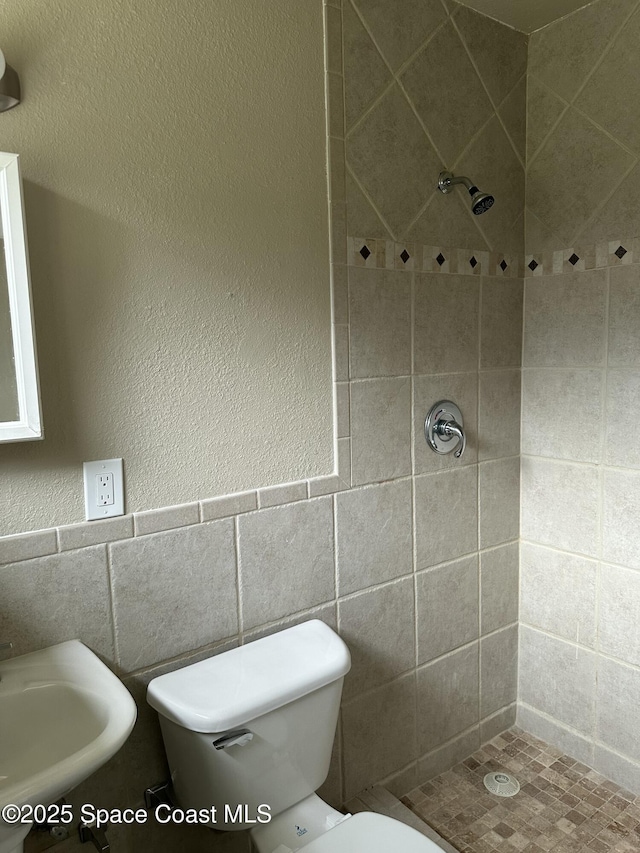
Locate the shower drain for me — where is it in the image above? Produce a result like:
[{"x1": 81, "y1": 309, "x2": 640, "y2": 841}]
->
[{"x1": 483, "y1": 771, "x2": 520, "y2": 797}]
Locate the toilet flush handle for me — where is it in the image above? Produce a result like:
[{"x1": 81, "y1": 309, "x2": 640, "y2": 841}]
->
[{"x1": 212, "y1": 728, "x2": 254, "y2": 750}]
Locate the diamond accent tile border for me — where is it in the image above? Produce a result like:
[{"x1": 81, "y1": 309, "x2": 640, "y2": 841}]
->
[
  {"x1": 348, "y1": 237, "x2": 523, "y2": 278},
  {"x1": 402, "y1": 727, "x2": 640, "y2": 853},
  {"x1": 351, "y1": 235, "x2": 640, "y2": 279},
  {"x1": 524, "y1": 237, "x2": 640, "y2": 277}
]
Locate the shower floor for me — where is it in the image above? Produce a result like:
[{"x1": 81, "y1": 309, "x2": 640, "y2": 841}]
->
[{"x1": 402, "y1": 727, "x2": 640, "y2": 853}]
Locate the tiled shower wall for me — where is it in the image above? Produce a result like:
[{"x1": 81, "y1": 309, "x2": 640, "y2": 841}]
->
[
  {"x1": 519, "y1": 0, "x2": 640, "y2": 799},
  {"x1": 0, "y1": 2, "x2": 526, "y2": 852}
]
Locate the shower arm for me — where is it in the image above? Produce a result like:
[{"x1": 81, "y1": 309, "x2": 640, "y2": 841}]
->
[{"x1": 438, "y1": 171, "x2": 475, "y2": 194}]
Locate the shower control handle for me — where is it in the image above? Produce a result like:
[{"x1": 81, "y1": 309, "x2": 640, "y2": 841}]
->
[
  {"x1": 434, "y1": 418, "x2": 466, "y2": 459},
  {"x1": 425, "y1": 400, "x2": 466, "y2": 459}
]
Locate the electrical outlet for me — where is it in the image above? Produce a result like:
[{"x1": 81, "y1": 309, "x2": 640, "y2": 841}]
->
[{"x1": 83, "y1": 459, "x2": 124, "y2": 520}]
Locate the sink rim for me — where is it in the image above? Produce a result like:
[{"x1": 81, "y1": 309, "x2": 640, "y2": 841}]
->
[{"x1": 0, "y1": 640, "x2": 136, "y2": 813}]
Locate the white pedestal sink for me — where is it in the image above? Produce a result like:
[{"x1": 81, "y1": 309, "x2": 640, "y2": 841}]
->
[{"x1": 0, "y1": 641, "x2": 137, "y2": 853}]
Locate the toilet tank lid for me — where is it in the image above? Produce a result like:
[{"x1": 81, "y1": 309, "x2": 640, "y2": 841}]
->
[{"x1": 146, "y1": 620, "x2": 351, "y2": 732}]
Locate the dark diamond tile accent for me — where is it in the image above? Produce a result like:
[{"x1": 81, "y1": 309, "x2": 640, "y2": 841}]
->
[
  {"x1": 569, "y1": 253, "x2": 580, "y2": 265},
  {"x1": 469, "y1": 256, "x2": 478, "y2": 269},
  {"x1": 500, "y1": 259, "x2": 508, "y2": 271},
  {"x1": 615, "y1": 245, "x2": 627, "y2": 259},
  {"x1": 436, "y1": 252, "x2": 446, "y2": 266},
  {"x1": 528, "y1": 259, "x2": 539, "y2": 271},
  {"x1": 359, "y1": 244, "x2": 371, "y2": 260},
  {"x1": 400, "y1": 249, "x2": 410, "y2": 264}
]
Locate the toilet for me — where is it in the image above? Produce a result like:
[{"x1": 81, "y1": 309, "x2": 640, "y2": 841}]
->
[{"x1": 147, "y1": 620, "x2": 444, "y2": 852}]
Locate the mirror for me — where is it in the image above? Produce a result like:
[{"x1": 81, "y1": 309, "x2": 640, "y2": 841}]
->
[{"x1": 0, "y1": 152, "x2": 41, "y2": 441}]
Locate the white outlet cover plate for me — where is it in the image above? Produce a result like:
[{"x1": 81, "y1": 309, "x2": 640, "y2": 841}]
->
[{"x1": 83, "y1": 458, "x2": 124, "y2": 521}]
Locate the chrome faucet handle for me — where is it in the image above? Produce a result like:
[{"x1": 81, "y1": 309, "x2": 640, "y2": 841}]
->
[
  {"x1": 425, "y1": 400, "x2": 466, "y2": 459},
  {"x1": 436, "y1": 419, "x2": 466, "y2": 458}
]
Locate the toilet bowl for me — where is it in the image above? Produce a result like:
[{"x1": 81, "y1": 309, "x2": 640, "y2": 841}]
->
[{"x1": 147, "y1": 620, "x2": 445, "y2": 853}]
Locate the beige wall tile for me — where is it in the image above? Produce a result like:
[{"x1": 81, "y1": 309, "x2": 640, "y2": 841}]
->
[
  {"x1": 574, "y1": 6, "x2": 640, "y2": 156},
  {"x1": 457, "y1": 117, "x2": 525, "y2": 255},
  {"x1": 480, "y1": 279, "x2": 523, "y2": 369},
  {"x1": 111, "y1": 521, "x2": 238, "y2": 671},
  {"x1": 346, "y1": 171, "x2": 393, "y2": 239},
  {"x1": 478, "y1": 369, "x2": 520, "y2": 460},
  {"x1": 479, "y1": 457, "x2": 520, "y2": 549},
  {"x1": 326, "y1": 71, "x2": 345, "y2": 140},
  {"x1": 603, "y1": 468, "x2": 640, "y2": 568},
  {"x1": 527, "y1": 76, "x2": 567, "y2": 164},
  {"x1": 522, "y1": 368, "x2": 603, "y2": 462},
  {"x1": 593, "y1": 744, "x2": 640, "y2": 796},
  {"x1": 516, "y1": 703, "x2": 595, "y2": 768},
  {"x1": 577, "y1": 164, "x2": 640, "y2": 246},
  {"x1": 480, "y1": 543, "x2": 519, "y2": 635},
  {"x1": 58, "y1": 516, "x2": 134, "y2": 551},
  {"x1": 347, "y1": 85, "x2": 442, "y2": 238},
  {"x1": 0, "y1": 529, "x2": 58, "y2": 565},
  {"x1": 134, "y1": 503, "x2": 199, "y2": 537},
  {"x1": 454, "y1": 7, "x2": 527, "y2": 107},
  {"x1": 352, "y1": 0, "x2": 447, "y2": 72},
  {"x1": 350, "y1": 377, "x2": 412, "y2": 485},
  {"x1": 336, "y1": 480, "x2": 413, "y2": 595},
  {"x1": 238, "y1": 498, "x2": 334, "y2": 631},
  {"x1": 597, "y1": 656, "x2": 640, "y2": 765},
  {"x1": 599, "y1": 563, "x2": 640, "y2": 667},
  {"x1": 609, "y1": 265, "x2": 640, "y2": 366},
  {"x1": 497, "y1": 76, "x2": 527, "y2": 165},
  {"x1": 523, "y1": 271, "x2": 607, "y2": 367},
  {"x1": 339, "y1": 577, "x2": 415, "y2": 699},
  {"x1": 520, "y1": 543, "x2": 597, "y2": 646},
  {"x1": 414, "y1": 373, "x2": 478, "y2": 473},
  {"x1": 0, "y1": 546, "x2": 114, "y2": 660},
  {"x1": 343, "y1": 1, "x2": 391, "y2": 130},
  {"x1": 417, "y1": 644, "x2": 479, "y2": 753},
  {"x1": 415, "y1": 467, "x2": 478, "y2": 569},
  {"x1": 605, "y1": 370, "x2": 640, "y2": 468},
  {"x1": 527, "y1": 108, "x2": 634, "y2": 244},
  {"x1": 521, "y1": 457, "x2": 600, "y2": 557},
  {"x1": 418, "y1": 728, "x2": 481, "y2": 783},
  {"x1": 519, "y1": 626, "x2": 596, "y2": 736},
  {"x1": 400, "y1": 20, "x2": 493, "y2": 165},
  {"x1": 258, "y1": 481, "x2": 308, "y2": 509},
  {"x1": 243, "y1": 603, "x2": 337, "y2": 644},
  {"x1": 415, "y1": 274, "x2": 479, "y2": 374},
  {"x1": 527, "y1": 0, "x2": 636, "y2": 102},
  {"x1": 324, "y1": 3, "x2": 343, "y2": 75},
  {"x1": 348, "y1": 267, "x2": 411, "y2": 378},
  {"x1": 480, "y1": 704, "x2": 516, "y2": 743},
  {"x1": 342, "y1": 673, "x2": 417, "y2": 799},
  {"x1": 407, "y1": 188, "x2": 490, "y2": 251},
  {"x1": 200, "y1": 490, "x2": 257, "y2": 522},
  {"x1": 481, "y1": 624, "x2": 518, "y2": 716},
  {"x1": 416, "y1": 555, "x2": 479, "y2": 664}
]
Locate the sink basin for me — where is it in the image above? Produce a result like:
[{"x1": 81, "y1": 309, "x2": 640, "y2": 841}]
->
[{"x1": 0, "y1": 641, "x2": 137, "y2": 853}]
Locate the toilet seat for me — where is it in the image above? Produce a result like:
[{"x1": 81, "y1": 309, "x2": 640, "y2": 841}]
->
[{"x1": 299, "y1": 811, "x2": 444, "y2": 853}]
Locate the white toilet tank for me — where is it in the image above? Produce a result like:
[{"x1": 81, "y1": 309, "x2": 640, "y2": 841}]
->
[{"x1": 147, "y1": 620, "x2": 351, "y2": 831}]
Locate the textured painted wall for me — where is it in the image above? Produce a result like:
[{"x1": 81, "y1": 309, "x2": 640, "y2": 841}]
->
[{"x1": 0, "y1": 0, "x2": 332, "y2": 535}]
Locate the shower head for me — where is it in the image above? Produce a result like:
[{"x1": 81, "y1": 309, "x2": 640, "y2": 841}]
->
[{"x1": 438, "y1": 171, "x2": 494, "y2": 216}]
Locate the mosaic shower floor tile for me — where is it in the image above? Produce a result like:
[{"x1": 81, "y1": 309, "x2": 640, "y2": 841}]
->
[{"x1": 402, "y1": 728, "x2": 640, "y2": 853}]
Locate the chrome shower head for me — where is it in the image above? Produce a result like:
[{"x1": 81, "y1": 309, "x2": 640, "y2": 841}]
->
[{"x1": 438, "y1": 171, "x2": 494, "y2": 216}]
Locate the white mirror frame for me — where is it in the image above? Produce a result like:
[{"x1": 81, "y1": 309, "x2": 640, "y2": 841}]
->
[{"x1": 0, "y1": 152, "x2": 42, "y2": 441}]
